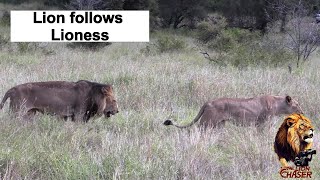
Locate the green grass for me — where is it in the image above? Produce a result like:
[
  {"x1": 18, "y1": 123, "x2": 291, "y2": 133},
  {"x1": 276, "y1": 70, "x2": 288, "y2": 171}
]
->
[{"x1": 0, "y1": 19, "x2": 320, "y2": 179}]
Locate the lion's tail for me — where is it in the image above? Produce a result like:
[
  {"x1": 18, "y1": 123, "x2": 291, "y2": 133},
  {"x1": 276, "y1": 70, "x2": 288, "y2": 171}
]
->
[
  {"x1": 163, "y1": 104, "x2": 206, "y2": 128},
  {"x1": 0, "y1": 88, "x2": 13, "y2": 110}
]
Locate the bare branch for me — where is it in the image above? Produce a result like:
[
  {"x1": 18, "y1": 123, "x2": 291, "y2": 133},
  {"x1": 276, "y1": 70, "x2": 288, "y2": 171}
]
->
[
  {"x1": 267, "y1": 0, "x2": 320, "y2": 67},
  {"x1": 67, "y1": 0, "x2": 106, "y2": 10},
  {"x1": 199, "y1": 51, "x2": 226, "y2": 66}
]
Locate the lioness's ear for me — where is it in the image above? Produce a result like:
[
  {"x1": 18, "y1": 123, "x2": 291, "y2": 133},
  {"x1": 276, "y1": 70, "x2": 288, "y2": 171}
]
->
[
  {"x1": 286, "y1": 96, "x2": 292, "y2": 104},
  {"x1": 286, "y1": 118, "x2": 296, "y2": 127}
]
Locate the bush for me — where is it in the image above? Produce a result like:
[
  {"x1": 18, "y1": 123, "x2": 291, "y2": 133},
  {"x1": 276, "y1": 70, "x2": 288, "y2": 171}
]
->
[
  {"x1": 196, "y1": 14, "x2": 227, "y2": 44},
  {"x1": 0, "y1": 35, "x2": 9, "y2": 50},
  {"x1": 225, "y1": 41, "x2": 293, "y2": 68},
  {"x1": 66, "y1": 0, "x2": 106, "y2": 10},
  {"x1": 0, "y1": 11, "x2": 10, "y2": 26},
  {"x1": 44, "y1": 0, "x2": 71, "y2": 8},
  {"x1": 17, "y1": 42, "x2": 40, "y2": 54},
  {"x1": 207, "y1": 28, "x2": 261, "y2": 52},
  {"x1": 155, "y1": 34, "x2": 186, "y2": 53},
  {"x1": 199, "y1": 27, "x2": 293, "y2": 68},
  {"x1": 142, "y1": 33, "x2": 186, "y2": 54},
  {"x1": 0, "y1": 0, "x2": 26, "y2": 4},
  {"x1": 197, "y1": 22, "x2": 220, "y2": 43},
  {"x1": 66, "y1": 42, "x2": 112, "y2": 51},
  {"x1": 224, "y1": 28, "x2": 260, "y2": 44},
  {"x1": 15, "y1": 42, "x2": 55, "y2": 55},
  {"x1": 207, "y1": 30, "x2": 234, "y2": 52}
]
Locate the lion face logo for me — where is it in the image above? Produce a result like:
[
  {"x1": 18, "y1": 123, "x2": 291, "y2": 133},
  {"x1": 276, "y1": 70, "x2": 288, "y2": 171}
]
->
[
  {"x1": 274, "y1": 113, "x2": 315, "y2": 167},
  {"x1": 287, "y1": 114, "x2": 314, "y2": 145},
  {"x1": 297, "y1": 121, "x2": 314, "y2": 144}
]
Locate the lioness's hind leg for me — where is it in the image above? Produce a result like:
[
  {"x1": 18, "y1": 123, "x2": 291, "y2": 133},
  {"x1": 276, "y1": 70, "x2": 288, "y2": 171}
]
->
[
  {"x1": 22, "y1": 109, "x2": 37, "y2": 121},
  {"x1": 216, "y1": 120, "x2": 226, "y2": 129},
  {"x1": 198, "y1": 109, "x2": 223, "y2": 129}
]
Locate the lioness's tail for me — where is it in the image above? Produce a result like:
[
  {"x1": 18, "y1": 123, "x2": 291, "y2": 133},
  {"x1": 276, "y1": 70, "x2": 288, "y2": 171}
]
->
[
  {"x1": 163, "y1": 105, "x2": 206, "y2": 128},
  {"x1": 0, "y1": 88, "x2": 13, "y2": 110}
]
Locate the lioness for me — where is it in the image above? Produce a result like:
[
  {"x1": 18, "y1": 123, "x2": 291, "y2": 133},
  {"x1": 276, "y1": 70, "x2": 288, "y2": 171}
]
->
[
  {"x1": 0, "y1": 80, "x2": 119, "y2": 121},
  {"x1": 164, "y1": 95, "x2": 303, "y2": 129}
]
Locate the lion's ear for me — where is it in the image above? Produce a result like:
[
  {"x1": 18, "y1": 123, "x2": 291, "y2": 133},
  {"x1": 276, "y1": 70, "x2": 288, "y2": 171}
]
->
[
  {"x1": 286, "y1": 95, "x2": 292, "y2": 104},
  {"x1": 101, "y1": 85, "x2": 112, "y2": 95},
  {"x1": 286, "y1": 118, "x2": 296, "y2": 127}
]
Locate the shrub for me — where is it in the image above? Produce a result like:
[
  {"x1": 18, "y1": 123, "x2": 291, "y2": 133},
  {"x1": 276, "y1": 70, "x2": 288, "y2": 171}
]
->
[
  {"x1": 197, "y1": 22, "x2": 220, "y2": 43},
  {"x1": 207, "y1": 30, "x2": 234, "y2": 52},
  {"x1": 142, "y1": 33, "x2": 186, "y2": 54},
  {"x1": 0, "y1": 11, "x2": 10, "y2": 26},
  {"x1": 225, "y1": 28, "x2": 260, "y2": 44},
  {"x1": 66, "y1": 42, "x2": 112, "y2": 51},
  {"x1": 17, "y1": 42, "x2": 39, "y2": 54},
  {"x1": 0, "y1": 0, "x2": 25, "y2": 4},
  {"x1": 0, "y1": 35, "x2": 9, "y2": 49},
  {"x1": 44, "y1": 0, "x2": 71, "y2": 8},
  {"x1": 16, "y1": 42, "x2": 54, "y2": 55},
  {"x1": 208, "y1": 28, "x2": 261, "y2": 52},
  {"x1": 156, "y1": 35, "x2": 186, "y2": 53},
  {"x1": 198, "y1": 26, "x2": 293, "y2": 68},
  {"x1": 196, "y1": 14, "x2": 227, "y2": 44},
  {"x1": 225, "y1": 41, "x2": 293, "y2": 68}
]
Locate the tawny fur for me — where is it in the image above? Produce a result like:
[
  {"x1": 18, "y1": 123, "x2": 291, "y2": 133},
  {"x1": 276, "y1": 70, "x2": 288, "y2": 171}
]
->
[{"x1": 164, "y1": 95, "x2": 303, "y2": 129}]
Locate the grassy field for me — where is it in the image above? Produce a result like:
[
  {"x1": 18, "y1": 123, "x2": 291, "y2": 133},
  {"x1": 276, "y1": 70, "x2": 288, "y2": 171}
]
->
[{"x1": 0, "y1": 16, "x2": 320, "y2": 180}]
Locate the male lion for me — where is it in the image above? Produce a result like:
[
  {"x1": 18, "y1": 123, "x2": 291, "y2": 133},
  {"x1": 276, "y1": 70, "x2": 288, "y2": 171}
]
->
[
  {"x1": 163, "y1": 95, "x2": 303, "y2": 129},
  {"x1": 0, "y1": 80, "x2": 119, "y2": 122},
  {"x1": 274, "y1": 113, "x2": 314, "y2": 167}
]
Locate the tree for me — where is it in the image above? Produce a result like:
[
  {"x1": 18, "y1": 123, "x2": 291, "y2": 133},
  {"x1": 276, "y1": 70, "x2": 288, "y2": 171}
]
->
[
  {"x1": 158, "y1": 0, "x2": 207, "y2": 29},
  {"x1": 266, "y1": 0, "x2": 320, "y2": 32},
  {"x1": 210, "y1": 0, "x2": 270, "y2": 33},
  {"x1": 210, "y1": 0, "x2": 320, "y2": 33},
  {"x1": 123, "y1": 0, "x2": 149, "y2": 10},
  {"x1": 268, "y1": 0, "x2": 320, "y2": 67},
  {"x1": 67, "y1": 0, "x2": 106, "y2": 10},
  {"x1": 286, "y1": 1, "x2": 320, "y2": 67}
]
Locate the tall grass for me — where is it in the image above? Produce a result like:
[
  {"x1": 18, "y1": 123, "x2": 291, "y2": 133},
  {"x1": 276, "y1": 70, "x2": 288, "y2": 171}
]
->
[{"x1": 0, "y1": 26, "x2": 319, "y2": 179}]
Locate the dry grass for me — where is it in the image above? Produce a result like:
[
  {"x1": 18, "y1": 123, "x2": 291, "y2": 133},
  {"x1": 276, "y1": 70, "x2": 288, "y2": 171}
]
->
[{"x1": 0, "y1": 24, "x2": 319, "y2": 179}]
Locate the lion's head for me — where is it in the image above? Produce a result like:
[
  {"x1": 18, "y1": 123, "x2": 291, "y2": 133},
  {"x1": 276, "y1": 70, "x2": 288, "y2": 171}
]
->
[
  {"x1": 274, "y1": 113, "x2": 314, "y2": 167},
  {"x1": 102, "y1": 85, "x2": 119, "y2": 117}
]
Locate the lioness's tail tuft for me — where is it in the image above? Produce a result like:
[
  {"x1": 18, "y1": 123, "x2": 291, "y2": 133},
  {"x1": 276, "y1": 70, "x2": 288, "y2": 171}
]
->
[{"x1": 163, "y1": 120, "x2": 173, "y2": 126}]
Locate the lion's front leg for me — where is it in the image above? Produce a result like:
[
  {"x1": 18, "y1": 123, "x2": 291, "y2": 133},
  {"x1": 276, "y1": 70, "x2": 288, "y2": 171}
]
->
[
  {"x1": 304, "y1": 143, "x2": 313, "y2": 151},
  {"x1": 279, "y1": 157, "x2": 289, "y2": 167}
]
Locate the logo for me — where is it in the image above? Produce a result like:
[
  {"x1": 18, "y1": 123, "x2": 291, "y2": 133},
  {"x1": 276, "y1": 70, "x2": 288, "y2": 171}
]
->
[
  {"x1": 278, "y1": 149, "x2": 316, "y2": 178},
  {"x1": 294, "y1": 149, "x2": 316, "y2": 167},
  {"x1": 274, "y1": 114, "x2": 316, "y2": 178},
  {"x1": 279, "y1": 166, "x2": 312, "y2": 178}
]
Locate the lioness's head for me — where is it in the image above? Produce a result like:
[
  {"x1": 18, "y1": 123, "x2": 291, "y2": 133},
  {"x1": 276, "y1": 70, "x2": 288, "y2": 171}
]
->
[
  {"x1": 101, "y1": 85, "x2": 119, "y2": 117},
  {"x1": 281, "y1": 96, "x2": 303, "y2": 114},
  {"x1": 286, "y1": 114, "x2": 314, "y2": 145}
]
